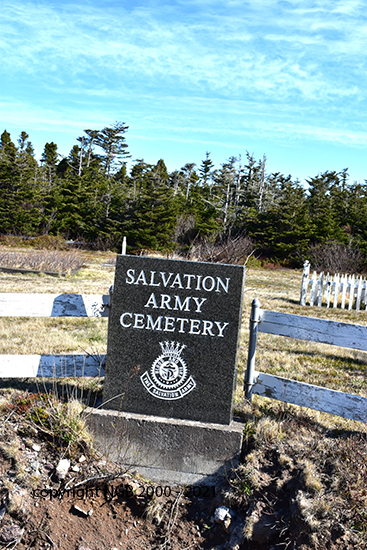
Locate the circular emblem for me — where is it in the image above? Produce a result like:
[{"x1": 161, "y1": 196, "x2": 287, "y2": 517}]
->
[
  {"x1": 151, "y1": 354, "x2": 187, "y2": 390},
  {"x1": 140, "y1": 341, "x2": 196, "y2": 400}
]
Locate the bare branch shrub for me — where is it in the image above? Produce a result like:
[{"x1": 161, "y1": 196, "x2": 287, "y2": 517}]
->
[
  {"x1": 0, "y1": 250, "x2": 85, "y2": 274},
  {"x1": 0, "y1": 235, "x2": 25, "y2": 247},
  {"x1": 93, "y1": 235, "x2": 121, "y2": 251},
  {"x1": 30, "y1": 235, "x2": 69, "y2": 250},
  {"x1": 188, "y1": 234, "x2": 254, "y2": 264},
  {"x1": 305, "y1": 241, "x2": 366, "y2": 273}
]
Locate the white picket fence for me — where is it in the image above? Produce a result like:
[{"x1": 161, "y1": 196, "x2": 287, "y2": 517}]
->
[
  {"x1": 244, "y1": 298, "x2": 367, "y2": 423},
  {"x1": 0, "y1": 293, "x2": 109, "y2": 377},
  {"x1": 300, "y1": 261, "x2": 367, "y2": 310}
]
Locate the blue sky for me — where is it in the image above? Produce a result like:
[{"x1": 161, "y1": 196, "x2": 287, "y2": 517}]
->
[{"x1": 1, "y1": 0, "x2": 367, "y2": 185}]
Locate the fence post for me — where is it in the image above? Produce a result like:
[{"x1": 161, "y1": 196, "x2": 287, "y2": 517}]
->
[
  {"x1": 309, "y1": 271, "x2": 317, "y2": 306},
  {"x1": 356, "y1": 277, "x2": 363, "y2": 311},
  {"x1": 333, "y1": 274, "x2": 340, "y2": 308},
  {"x1": 122, "y1": 236, "x2": 127, "y2": 255},
  {"x1": 244, "y1": 298, "x2": 261, "y2": 401},
  {"x1": 325, "y1": 273, "x2": 331, "y2": 308},
  {"x1": 341, "y1": 274, "x2": 347, "y2": 309},
  {"x1": 300, "y1": 261, "x2": 310, "y2": 305},
  {"x1": 349, "y1": 275, "x2": 355, "y2": 310},
  {"x1": 317, "y1": 271, "x2": 324, "y2": 307}
]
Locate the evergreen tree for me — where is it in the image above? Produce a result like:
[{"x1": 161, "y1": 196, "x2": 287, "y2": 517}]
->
[
  {"x1": 4, "y1": 123, "x2": 366, "y2": 261},
  {"x1": 180, "y1": 163, "x2": 198, "y2": 201},
  {"x1": 328, "y1": 168, "x2": 354, "y2": 242},
  {"x1": 248, "y1": 175, "x2": 311, "y2": 261},
  {"x1": 169, "y1": 170, "x2": 185, "y2": 196},
  {"x1": 41, "y1": 142, "x2": 58, "y2": 190},
  {"x1": 121, "y1": 159, "x2": 179, "y2": 251},
  {"x1": 0, "y1": 131, "x2": 44, "y2": 235},
  {"x1": 240, "y1": 152, "x2": 272, "y2": 212},
  {"x1": 127, "y1": 183, "x2": 178, "y2": 252},
  {"x1": 94, "y1": 121, "x2": 130, "y2": 178},
  {"x1": 16, "y1": 132, "x2": 36, "y2": 183},
  {"x1": 199, "y1": 152, "x2": 214, "y2": 187},
  {"x1": 0, "y1": 131, "x2": 18, "y2": 232},
  {"x1": 152, "y1": 159, "x2": 169, "y2": 187},
  {"x1": 183, "y1": 179, "x2": 219, "y2": 241},
  {"x1": 306, "y1": 171, "x2": 344, "y2": 243},
  {"x1": 128, "y1": 159, "x2": 154, "y2": 200},
  {"x1": 14, "y1": 133, "x2": 43, "y2": 234},
  {"x1": 344, "y1": 182, "x2": 367, "y2": 255},
  {"x1": 83, "y1": 129, "x2": 100, "y2": 169},
  {"x1": 0, "y1": 130, "x2": 17, "y2": 178}
]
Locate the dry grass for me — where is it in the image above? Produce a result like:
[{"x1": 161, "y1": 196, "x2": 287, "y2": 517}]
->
[
  {"x1": 236, "y1": 265, "x2": 367, "y2": 431},
  {"x1": 28, "y1": 394, "x2": 94, "y2": 456},
  {"x1": 1, "y1": 257, "x2": 366, "y2": 424},
  {"x1": 0, "y1": 316, "x2": 108, "y2": 355},
  {"x1": 1, "y1": 254, "x2": 367, "y2": 546},
  {"x1": 1, "y1": 388, "x2": 94, "y2": 463},
  {"x1": 229, "y1": 267, "x2": 367, "y2": 545},
  {"x1": 226, "y1": 398, "x2": 367, "y2": 546},
  {"x1": 0, "y1": 250, "x2": 114, "y2": 357}
]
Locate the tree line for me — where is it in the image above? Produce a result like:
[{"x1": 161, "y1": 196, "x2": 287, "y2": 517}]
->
[{"x1": 1, "y1": 123, "x2": 367, "y2": 268}]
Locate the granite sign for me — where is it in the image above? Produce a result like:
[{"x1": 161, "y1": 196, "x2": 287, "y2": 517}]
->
[{"x1": 103, "y1": 255, "x2": 246, "y2": 425}]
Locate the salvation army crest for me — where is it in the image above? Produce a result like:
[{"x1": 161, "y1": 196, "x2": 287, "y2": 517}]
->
[{"x1": 140, "y1": 341, "x2": 196, "y2": 400}]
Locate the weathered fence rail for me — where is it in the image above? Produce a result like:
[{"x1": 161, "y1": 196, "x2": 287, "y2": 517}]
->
[
  {"x1": 0, "y1": 293, "x2": 109, "y2": 378},
  {"x1": 2, "y1": 289, "x2": 367, "y2": 423},
  {"x1": 244, "y1": 298, "x2": 367, "y2": 423},
  {"x1": 300, "y1": 260, "x2": 367, "y2": 310}
]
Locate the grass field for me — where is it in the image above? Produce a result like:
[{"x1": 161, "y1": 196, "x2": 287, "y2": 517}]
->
[
  {"x1": 1, "y1": 251, "x2": 366, "y2": 427},
  {"x1": 239, "y1": 266, "x2": 367, "y2": 420},
  {"x1": 1, "y1": 249, "x2": 366, "y2": 547}
]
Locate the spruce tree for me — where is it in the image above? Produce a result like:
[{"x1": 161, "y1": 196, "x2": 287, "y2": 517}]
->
[
  {"x1": 41, "y1": 142, "x2": 58, "y2": 190},
  {"x1": 0, "y1": 131, "x2": 17, "y2": 232},
  {"x1": 248, "y1": 175, "x2": 311, "y2": 262},
  {"x1": 14, "y1": 133, "x2": 43, "y2": 234},
  {"x1": 307, "y1": 171, "x2": 344, "y2": 243},
  {"x1": 94, "y1": 122, "x2": 130, "y2": 178},
  {"x1": 125, "y1": 161, "x2": 178, "y2": 252},
  {"x1": 199, "y1": 152, "x2": 214, "y2": 187}
]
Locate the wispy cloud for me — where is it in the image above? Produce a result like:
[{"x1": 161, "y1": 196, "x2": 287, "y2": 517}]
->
[
  {"x1": 0, "y1": 99, "x2": 109, "y2": 134},
  {"x1": 3, "y1": 90, "x2": 366, "y2": 154},
  {"x1": 2, "y1": 0, "x2": 367, "y2": 103},
  {"x1": 1, "y1": 0, "x2": 367, "y2": 183}
]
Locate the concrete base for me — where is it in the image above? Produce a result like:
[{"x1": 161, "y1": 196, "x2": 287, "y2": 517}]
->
[{"x1": 85, "y1": 408, "x2": 245, "y2": 485}]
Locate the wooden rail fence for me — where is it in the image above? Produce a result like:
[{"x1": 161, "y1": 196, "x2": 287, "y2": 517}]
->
[
  {"x1": 300, "y1": 260, "x2": 367, "y2": 310},
  {"x1": 0, "y1": 293, "x2": 109, "y2": 378},
  {"x1": 244, "y1": 298, "x2": 367, "y2": 423},
  {"x1": 2, "y1": 288, "x2": 367, "y2": 423}
]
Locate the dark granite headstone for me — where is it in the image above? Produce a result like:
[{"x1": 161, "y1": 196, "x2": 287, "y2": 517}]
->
[{"x1": 103, "y1": 255, "x2": 245, "y2": 425}]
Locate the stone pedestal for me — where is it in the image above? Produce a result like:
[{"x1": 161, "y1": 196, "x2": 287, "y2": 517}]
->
[
  {"x1": 97, "y1": 256, "x2": 246, "y2": 484},
  {"x1": 85, "y1": 408, "x2": 245, "y2": 485}
]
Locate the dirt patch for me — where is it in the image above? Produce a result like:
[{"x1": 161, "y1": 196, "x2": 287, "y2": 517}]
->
[
  {"x1": 0, "y1": 391, "x2": 366, "y2": 550},
  {"x1": 0, "y1": 447, "x2": 230, "y2": 550}
]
